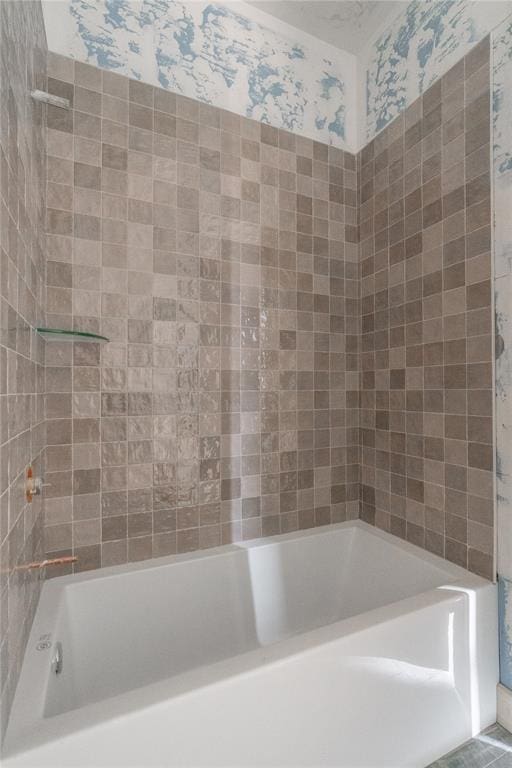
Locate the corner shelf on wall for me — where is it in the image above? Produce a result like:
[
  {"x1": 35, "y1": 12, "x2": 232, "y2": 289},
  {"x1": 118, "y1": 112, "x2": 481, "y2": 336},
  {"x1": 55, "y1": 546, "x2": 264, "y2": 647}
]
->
[{"x1": 36, "y1": 328, "x2": 110, "y2": 343}]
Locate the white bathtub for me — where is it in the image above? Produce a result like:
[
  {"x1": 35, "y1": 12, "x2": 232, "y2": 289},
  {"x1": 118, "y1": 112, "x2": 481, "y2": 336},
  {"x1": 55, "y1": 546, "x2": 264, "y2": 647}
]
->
[{"x1": 3, "y1": 521, "x2": 497, "y2": 767}]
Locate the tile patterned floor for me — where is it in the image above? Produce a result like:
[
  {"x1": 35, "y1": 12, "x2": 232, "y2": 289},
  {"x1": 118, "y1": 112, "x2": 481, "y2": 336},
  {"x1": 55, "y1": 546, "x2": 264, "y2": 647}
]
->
[{"x1": 428, "y1": 724, "x2": 512, "y2": 768}]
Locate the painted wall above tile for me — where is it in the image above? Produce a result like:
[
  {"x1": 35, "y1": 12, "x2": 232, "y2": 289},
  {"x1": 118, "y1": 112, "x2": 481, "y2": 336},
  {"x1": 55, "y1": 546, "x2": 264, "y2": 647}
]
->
[
  {"x1": 42, "y1": 0, "x2": 358, "y2": 150},
  {"x1": 247, "y1": 1, "x2": 406, "y2": 56},
  {"x1": 363, "y1": 0, "x2": 512, "y2": 143}
]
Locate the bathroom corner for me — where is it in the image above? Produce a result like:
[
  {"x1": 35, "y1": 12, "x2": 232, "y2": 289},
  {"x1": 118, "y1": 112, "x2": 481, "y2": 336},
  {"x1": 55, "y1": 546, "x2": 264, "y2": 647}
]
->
[{"x1": 0, "y1": 0, "x2": 47, "y2": 743}]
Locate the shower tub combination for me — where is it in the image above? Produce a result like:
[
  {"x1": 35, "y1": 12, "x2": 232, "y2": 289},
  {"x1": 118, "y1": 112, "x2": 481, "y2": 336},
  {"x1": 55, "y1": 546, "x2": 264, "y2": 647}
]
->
[{"x1": 3, "y1": 521, "x2": 497, "y2": 767}]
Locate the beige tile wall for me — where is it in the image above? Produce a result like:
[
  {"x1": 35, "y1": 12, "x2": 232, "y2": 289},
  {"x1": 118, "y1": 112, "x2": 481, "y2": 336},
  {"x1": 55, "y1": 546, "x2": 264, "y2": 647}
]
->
[
  {"x1": 44, "y1": 39, "x2": 495, "y2": 582},
  {"x1": 43, "y1": 53, "x2": 360, "y2": 573},
  {"x1": 358, "y1": 38, "x2": 494, "y2": 579},
  {"x1": 0, "y1": 1, "x2": 47, "y2": 739}
]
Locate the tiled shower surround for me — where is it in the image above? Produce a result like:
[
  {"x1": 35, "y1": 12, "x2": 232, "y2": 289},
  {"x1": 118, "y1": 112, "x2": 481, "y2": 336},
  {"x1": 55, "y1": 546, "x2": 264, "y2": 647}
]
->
[
  {"x1": 0, "y1": 0, "x2": 47, "y2": 738},
  {"x1": 359, "y1": 38, "x2": 494, "y2": 579},
  {"x1": 42, "y1": 40, "x2": 494, "y2": 581},
  {"x1": 43, "y1": 52, "x2": 360, "y2": 572}
]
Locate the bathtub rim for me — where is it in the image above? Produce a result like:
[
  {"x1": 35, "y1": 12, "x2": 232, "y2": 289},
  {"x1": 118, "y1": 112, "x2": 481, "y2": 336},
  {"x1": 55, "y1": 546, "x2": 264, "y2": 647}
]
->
[
  {"x1": 17, "y1": 519, "x2": 492, "y2": 590},
  {"x1": 3, "y1": 520, "x2": 497, "y2": 759}
]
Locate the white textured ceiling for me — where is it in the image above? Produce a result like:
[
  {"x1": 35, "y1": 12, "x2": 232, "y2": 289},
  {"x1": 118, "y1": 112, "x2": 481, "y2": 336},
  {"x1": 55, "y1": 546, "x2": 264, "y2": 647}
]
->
[{"x1": 247, "y1": 1, "x2": 406, "y2": 54}]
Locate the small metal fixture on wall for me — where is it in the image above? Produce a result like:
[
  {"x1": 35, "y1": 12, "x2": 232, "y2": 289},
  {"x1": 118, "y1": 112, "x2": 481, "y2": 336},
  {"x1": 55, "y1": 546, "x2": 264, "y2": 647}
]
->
[
  {"x1": 0, "y1": 556, "x2": 78, "y2": 575},
  {"x1": 18, "y1": 557, "x2": 78, "y2": 572},
  {"x1": 25, "y1": 465, "x2": 47, "y2": 502},
  {"x1": 23, "y1": 467, "x2": 78, "y2": 571},
  {"x1": 30, "y1": 89, "x2": 70, "y2": 109}
]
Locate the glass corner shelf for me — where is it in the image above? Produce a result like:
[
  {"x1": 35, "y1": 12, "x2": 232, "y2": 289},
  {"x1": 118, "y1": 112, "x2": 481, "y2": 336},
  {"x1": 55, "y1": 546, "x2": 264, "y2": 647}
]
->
[{"x1": 36, "y1": 328, "x2": 109, "y2": 343}]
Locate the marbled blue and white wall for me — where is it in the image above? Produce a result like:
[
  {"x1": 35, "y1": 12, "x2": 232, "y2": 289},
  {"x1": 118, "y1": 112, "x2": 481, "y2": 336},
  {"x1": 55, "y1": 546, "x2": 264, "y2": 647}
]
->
[
  {"x1": 42, "y1": 0, "x2": 358, "y2": 150},
  {"x1": 364, "y1": 0, "x2": 511, "y2": 143},
  {"x1": 493, "y1": 12, "x2": 512, "y2": 690}
]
